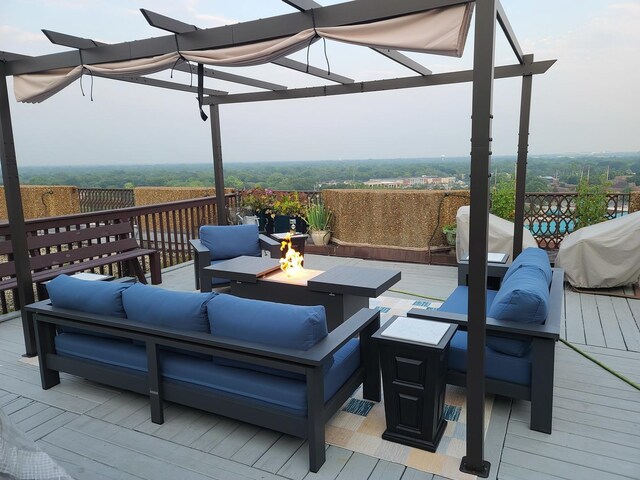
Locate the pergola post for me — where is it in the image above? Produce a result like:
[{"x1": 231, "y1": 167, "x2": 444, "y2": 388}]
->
[
  {"x1": 513, "y1": 54, "x2": 534, "y2": 258},
  {"x1": 209, "y1": 104, "x2": 227, "y2": 226},
  {"x1": 0, "y1": 65, "x2": 37, "y2": 356},
  {"x1": 461, "y1": 0, "x2": 496, "y2": 476}
]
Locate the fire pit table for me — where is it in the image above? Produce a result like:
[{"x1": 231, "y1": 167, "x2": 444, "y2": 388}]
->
[{"x1": 205, "y1": 256, "x2": 401, "y2": 331}]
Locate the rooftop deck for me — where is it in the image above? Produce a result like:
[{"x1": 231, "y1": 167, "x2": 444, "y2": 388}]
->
[{"x1": 1, "y1": 255, "x2": 639, "y2": 480}]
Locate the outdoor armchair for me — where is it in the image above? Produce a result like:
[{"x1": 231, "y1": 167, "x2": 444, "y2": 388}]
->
[{"x1": 191, "y1": 224, "x2": 281, "y2": 292}]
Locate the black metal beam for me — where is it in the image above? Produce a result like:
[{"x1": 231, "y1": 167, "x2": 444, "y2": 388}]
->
[
  {"x1": 0, "y1": 65, "x2": 37, "y2": 356},
  {"x1": 5, "y1": 0, "x2": 470, "y2": 75},
  {"x1": 140, "y1": 9, "x2": 197, "y2": 34},
  {"x1": 203, "y1": 60, "x2": 555, "y2": 105},
  {"x1": 42, "y1": 30, "x2": 103, "y2": 48},
  {"x1": 460, "y1": 0, "x2": 496, "y2": 476},
  {"x1": 282, "y1": 0, "x2": 432, "y2": 76},
  {"x1": 209, "y1": 105, "x2": 227, "y2": 226},
  {"x1": 513, "y1": 54, "x2": 534, "y2": 258},
  {"x1": 178, "y1": 63, "x2": 287, "y2": 91},
  {"x1": 92, "y1": 73, "x2": 228, "y2": 96},
  {"x1": 497, "y1": 1, "x2": 524, "y2": 64}
]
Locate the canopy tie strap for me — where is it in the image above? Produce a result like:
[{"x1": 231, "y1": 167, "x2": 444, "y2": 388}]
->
[
  {"x1": 170, "y1": 34, "x2": 194, "y2": 87},
  {"x1": 77, "y1": 50, "x2": 94, "y2": 101},
  {"x1": 197, "y1": 63, "x2": 208, "y2": 121},
  {"x1": 305, "y1": 9, "x2": 331, "y2": 75}
]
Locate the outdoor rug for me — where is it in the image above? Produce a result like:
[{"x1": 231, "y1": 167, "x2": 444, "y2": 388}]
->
[{"x1": 324, "y1": 296, "x2": 493, "y2": 480}]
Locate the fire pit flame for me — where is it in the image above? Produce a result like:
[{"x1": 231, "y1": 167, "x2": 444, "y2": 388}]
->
[{"x1": 279, "y1": 233, "x2": 304, "y2": 277}]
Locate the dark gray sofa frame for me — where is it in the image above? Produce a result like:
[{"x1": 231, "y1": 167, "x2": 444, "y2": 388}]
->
[
  {"x1": 26, "y1": 301, "x2": 381, "y2": 473},
  {"x1": 408, "y1": 265, "x2": 563, "y2": 434},
  {"x1": 190, "y1": 234, "x2": 281, "y2": 292}
]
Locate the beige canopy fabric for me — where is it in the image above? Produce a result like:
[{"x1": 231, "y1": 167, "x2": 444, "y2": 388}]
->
[
  {"x1": 555, "y1": 211, "x2": 640, "y2": 288},
  {"x1": 14, "y1": 4, "x2": 474, "y2": 104},
  {"x1": 455, "y1": 206, "x2": 539, "y2": 263}
]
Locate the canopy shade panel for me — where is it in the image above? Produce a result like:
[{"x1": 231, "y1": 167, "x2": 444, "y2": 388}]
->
[{"x1": 13, "y1": 4, "x2": 473, "y2": 104}]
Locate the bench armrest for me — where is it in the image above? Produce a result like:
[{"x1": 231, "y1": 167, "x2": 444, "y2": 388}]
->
[
  {"x1": 457, "y1": 262, "x2": 509, "y2": 286},
  {"x1": 259, "y1": 234, "x2": 282, "y2": 258}
]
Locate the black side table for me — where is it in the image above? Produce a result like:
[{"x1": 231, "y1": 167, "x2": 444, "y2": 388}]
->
[{"x1": 372, "y1": 316, "x2": 457, "y2": 452}]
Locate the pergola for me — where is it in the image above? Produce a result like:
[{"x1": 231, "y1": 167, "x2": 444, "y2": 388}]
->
[{"x1": 0, "y1": 0, "x2": 554, "y2": 476}]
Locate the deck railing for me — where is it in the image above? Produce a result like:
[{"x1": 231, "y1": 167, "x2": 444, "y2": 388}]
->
[
  {"x1": 524, "y1": 192, "x2": 630, "y2": 249},
  {"x1": 0, "y1": 193, "x2": 236, "y2": 314}
]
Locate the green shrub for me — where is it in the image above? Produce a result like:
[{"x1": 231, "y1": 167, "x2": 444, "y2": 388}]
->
[
  {"x1": 490, "y1": 177, "x2": 516, "y2": 221},
  {"x1": 574, "y1": 177, "x2": 610, "y2": 229}
]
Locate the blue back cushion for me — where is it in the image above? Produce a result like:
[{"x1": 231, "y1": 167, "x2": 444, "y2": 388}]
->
[
  {"x1": 503, "y1": 247, "x2": 552, "y2": 286},
  {"x1": 489, "y1": 265, "x2": 550, "y2": 325},
  {"x1": 199, "y1": 224, "x2": 261, "y2": 261},
  {"x1": 47, "y1": 274, "x2": 132, "y2": 318},
  {"x1": 207, "y1": 294, "x2": 327, "y2": 350},
  {"x1": 122, "y1": 283, "x2": 216, "y2": 333}
]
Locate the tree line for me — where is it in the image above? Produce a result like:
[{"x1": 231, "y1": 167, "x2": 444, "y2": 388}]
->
[{"x1": 8, "y1": 153, "x2": 639, "y2": 192}]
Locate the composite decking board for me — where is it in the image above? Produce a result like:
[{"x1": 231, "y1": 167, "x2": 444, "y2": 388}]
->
[
  {"x1": 504, "y1": 432, "x2": 640, "y2": 479},
  {"x1": 2, "y1": 395, "x2": 34, "y2": 414},
  {"x1": 43, "y1": 427, "x2": 221, "y2": 480},
  {"x1": 497, "y1": 463, "x2": 567, "y2": 480},
  {"x1": 144, "y1": 405, "x2": 214, "y2": 442},
  {"x1": 85, "y1": 390, "x2": 150, "y2": 423},
  {"x1": 231, "y1": 429, "x2": 282, "y2": 466},
  {"x1": 210, "y1": 422, "x2": 261, "y2": 458},
  {"x1": 297, "y1": 445, "x2": 351, "y2": 480},
  {"x1": 596, "y1": 295, "x2": 627, "y2": 349},
  {"x1": 276, "y1": 440, "x2": 315, "y2": 480},
  {"x1": 506, "y1": 418, "x2": 640, "y2": 466},
  {"x1": 500, "y1": 446, "x2": 632, "y2": 480},
  {"x1": 579, "y1": 293, "x2": 607, "y2": 346},
  {"x1": 552, "y1": 386, "x2": 640, "y2": 414},
  {"x1": 38, "y1": 440, "x2": 147, "y2": 480},
  {"x1": 552, "y1": 376, "x2": 640, "y2": 402},
  {"x1": 563, "y1": 289, "x2": 586, "y2": 344},
  {"x1": 399, "y1": 469, "x2": 435, "y2": 480},
  {"x1": 334, "y1": 452, "x2": 378, "y2": 480},
  {"x1": 26, "y1": 410, "x2": 78, "y2": 441},
  {"x1": 483, "y1": 396, "x2": 512, "y2": 480},
  {"x1": 611, "y1": 297, "x2": 640, "y2": 352},
  {"x1": 252, "y1": 435, "x2": 305, "y2": 473},
  {"x1": 368, "y1": 460, "x2": 406, "y2": 480},
  {"x1": 554, "y1": 349, "x2": 640, "y2": 377},
  {"x1": 174, "y1": 412, "x2": 226, "y2": 446},
  {"x1": 64, "y1": 415, "x2": 287, "y2": 480},
  {"x1": 131, "y1": 402, "x2": 187, "y2": 433},
  {"x1": 8, "y1": 399, "x2": 51, "y2": 423},
  {"x1": 191, "y1": 417, "x2": 246, "y2": 453},
  {"x1": 578, "y1": 342, "x2": 640, "y2": 360}
]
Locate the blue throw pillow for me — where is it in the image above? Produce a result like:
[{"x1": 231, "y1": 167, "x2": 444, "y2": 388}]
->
[
  {"x1": 489, "y1": 265, "x2": 550, "y2": 325},
  {"x1": 207, "y1": 294, "x2": 328, "y2": 350},
  {"x1": 503, "y1": 247, "x2": 552, "y2": 286},
  {"x1": 199, "y1": 224, "x2": 261, "y2": 261},
  {"x1": 122, "y1": 283, "x2": 216, "y2": 333},
  {"x1": 47, "y1": 274, "x2": 132, "y2": 318}
]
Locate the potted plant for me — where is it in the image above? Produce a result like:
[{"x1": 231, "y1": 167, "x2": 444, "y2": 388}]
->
[
  {"x1": 241, "y1": 188, "x2": 276, "y2": 233},
  {"x1": 272, "y1": 191, "x2": 308, "y2": 233},
  {"x1": 304, "y1": 201, "x2": 333, "y2": 245},
  {"x1": 442, "y1": 223, "x2": 457, "y2": 247}
]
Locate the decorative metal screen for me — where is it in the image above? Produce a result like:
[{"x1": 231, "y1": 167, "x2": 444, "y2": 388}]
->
[{"x1": 79, "y1": 188, "x2": 135, "y2": 212}]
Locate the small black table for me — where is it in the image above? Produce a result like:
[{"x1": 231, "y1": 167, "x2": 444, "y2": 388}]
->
[
  {"x1": 372, "y1": 316, "x2": 457, "y2": 452},
  {"x1": 205, "y1": 256, "x2": 401, "y2": 331},
  {"x1": 270, "y1": 232, "x2": 308, "y2": 259}
]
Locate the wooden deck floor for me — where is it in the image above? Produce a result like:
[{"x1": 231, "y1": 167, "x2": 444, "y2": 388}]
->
[{"x1": 1, "y1": 255, "x2": 639, "y2": 480}]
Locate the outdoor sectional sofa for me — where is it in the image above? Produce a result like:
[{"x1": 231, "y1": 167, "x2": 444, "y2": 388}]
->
[
  {"x1": 408, "y1": 248, "x2": 562, "y2": 434},
  {"x1": 26, "y1": 275, "x2": 381, "y2": 472}
]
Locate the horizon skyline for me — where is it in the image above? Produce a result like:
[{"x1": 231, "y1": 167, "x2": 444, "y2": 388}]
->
[{"x1": 1, "y1": 1, "x2": 639, "y2": 166}]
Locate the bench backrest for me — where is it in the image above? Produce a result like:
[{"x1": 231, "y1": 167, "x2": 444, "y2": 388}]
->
[{"x1": 0, "y1": 222, "x2": 139, "y2": 278}]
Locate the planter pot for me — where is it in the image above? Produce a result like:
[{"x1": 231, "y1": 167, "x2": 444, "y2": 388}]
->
[
  {"x1": 273, "y1": 215, "x2": 296, "y2": 233},
  {"x1": 311, "y1": 230, "x2": 331, "y2": 246}
]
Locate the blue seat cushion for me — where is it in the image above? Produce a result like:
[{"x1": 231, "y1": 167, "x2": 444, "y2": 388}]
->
[
  {"x1": 503, "y1": 247, "x2": 552, "y2": 286},
  {"x1": 440, "y1": 285, "x2": 531, "y2": 357},
  {"x1": 199, "y1": 225, "x2": 262, "y2": 261},
  {"x1": 47, "y1": 274, "x2": 132, "y2": 318},
  {"x1": 207, "y1": 294, "x2": 327, "y2": 350},
  {"x1": 123, "y1": 283, "x2": 216, "y2": 333},
  {"x1": 448, "y1": 331, "x2": 532, "y2": 385},
  {"x1": 54, "y1": 333, "x2": 360, "y2": 416}
]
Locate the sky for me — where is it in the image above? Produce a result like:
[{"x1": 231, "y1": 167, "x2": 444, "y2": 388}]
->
[{"x1": 1, "y1": 0, "x2": 639, "y2": 166}]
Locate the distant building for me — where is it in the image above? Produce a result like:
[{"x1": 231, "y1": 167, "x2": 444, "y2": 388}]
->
[{"x1": 364, "y1": 176, "x2": 456, "y2": 189}]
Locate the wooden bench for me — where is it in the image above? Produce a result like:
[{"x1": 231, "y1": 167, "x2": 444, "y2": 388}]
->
[{"x1": 0, "y1": 221, "x2": 161, "y2": 304}]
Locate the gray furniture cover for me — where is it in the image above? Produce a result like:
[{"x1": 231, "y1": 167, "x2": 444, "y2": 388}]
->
[
  {"x1": 455, "y1": 206, "x2": 539, "y2": 263},
  {"x1": 555, "y1": 211, "x2": 640, "y2": 288}
]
